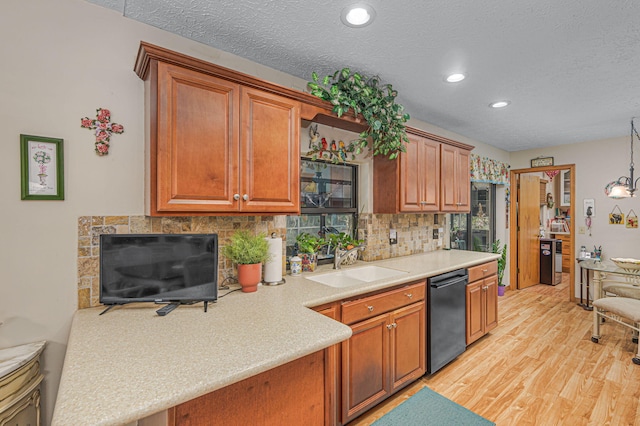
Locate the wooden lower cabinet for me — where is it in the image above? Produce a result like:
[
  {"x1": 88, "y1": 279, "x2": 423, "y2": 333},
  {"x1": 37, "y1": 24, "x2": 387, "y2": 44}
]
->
[
  {"x1": 168, "y1": 351, "x2": 325, "y2": 425},
  {"x1": 313, "y1": 303, "x2": 341, "y2": 426},
  {"x1": 466, "y1": 262, "x2": 499, "y2": 345},
  {"x1": 341, "y1": 282, "x2": 426, "y2": 423}
]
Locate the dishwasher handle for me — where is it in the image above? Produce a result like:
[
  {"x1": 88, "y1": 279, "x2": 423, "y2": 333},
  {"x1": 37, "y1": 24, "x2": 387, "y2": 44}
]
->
[{"x1": 430, "y1": 275, "x2": 467, "y2": 289}]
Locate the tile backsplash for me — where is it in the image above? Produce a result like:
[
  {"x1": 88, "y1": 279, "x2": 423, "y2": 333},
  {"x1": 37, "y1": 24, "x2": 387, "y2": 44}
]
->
[{"x1": 77, "y1": 213, "x2": 444, "y2": 309}]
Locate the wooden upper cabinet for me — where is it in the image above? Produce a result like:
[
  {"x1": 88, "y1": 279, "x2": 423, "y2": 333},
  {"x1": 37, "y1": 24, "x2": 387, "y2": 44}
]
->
[
  {"x1": 240, "y1": 87, "x2": 300, "y2": 213},
  {"x1": 374, "y1": 134, "x2": 441, "y2": 213},
  {"x1": 136, "y1": 42, "x2": 300, "y2": 215},
  {"x1": 399, "y1": 134, "x2": 440, "y2": 212},
  {"x1": 154, "y1": 62, "x2": 240, "y2": 214},
  {"x1": 440, "y1": 144, "x2": 471, "y2": 212}
]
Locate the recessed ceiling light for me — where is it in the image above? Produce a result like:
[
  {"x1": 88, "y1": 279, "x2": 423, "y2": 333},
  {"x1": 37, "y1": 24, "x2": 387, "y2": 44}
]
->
[
  {"x1": 490, "y1": 100, "x2": 511, "y2": 108},
  {"x1": 446, "y1": 73, "x2": 466, "y2": 83},
  {"x1": 341, "y1": 3, "x2": 376, "y2": 28}
]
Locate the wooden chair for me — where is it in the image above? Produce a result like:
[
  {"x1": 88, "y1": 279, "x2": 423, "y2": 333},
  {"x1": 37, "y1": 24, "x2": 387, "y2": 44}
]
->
[{"x1": 591, "y1": 296, "x2": 640, "y2": 365}]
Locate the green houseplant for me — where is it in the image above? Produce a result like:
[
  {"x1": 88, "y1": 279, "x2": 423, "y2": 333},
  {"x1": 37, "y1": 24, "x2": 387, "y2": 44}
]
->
[
  {"x1": 492, "y1": 240, "x2": 508, "y2": 295},
  {"x1": 222, "y1": 230, "x2": 271, "y2": 292},
  {"x1": 295, "y1": 232, "x2": 327, "y2": 272},
  {"x1": 308, "y1": 68, "x2": 410, "y2": 161}
]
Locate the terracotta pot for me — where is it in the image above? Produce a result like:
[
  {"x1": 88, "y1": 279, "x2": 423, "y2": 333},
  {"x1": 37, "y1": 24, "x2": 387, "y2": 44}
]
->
[{"x1": 237, "y1": 263, "x2": 262, "y2": 293}]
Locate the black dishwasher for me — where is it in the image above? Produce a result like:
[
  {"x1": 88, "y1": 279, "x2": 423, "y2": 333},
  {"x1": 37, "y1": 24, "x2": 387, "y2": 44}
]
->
[{"x1": 427, "y1": 268, "x2": 468, "y2": 373}]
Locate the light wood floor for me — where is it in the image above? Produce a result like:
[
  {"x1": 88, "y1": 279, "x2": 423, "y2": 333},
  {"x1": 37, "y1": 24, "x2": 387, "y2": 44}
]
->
[{"x1": 350, "y1": 275, "x2": 640, "y2": 425}]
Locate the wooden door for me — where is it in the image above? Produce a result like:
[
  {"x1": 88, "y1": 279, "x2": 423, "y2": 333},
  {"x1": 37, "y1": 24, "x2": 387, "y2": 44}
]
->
[
  {"x1": 484, "y1": 274, "x2": 498, "y2": 333},
  {"x1": 517, "y1": 174, "x2": 541, "y2": 289},
  {"x1": 342, "y1": 314, "x2": 389, "y2": 423},
  {"x1": 240, "y1": 87, "x2": 300, "y2": 213},
  {"x1": 390, "y1": 302, "x2": 425, "y2": 391},
  {"x1": 466, "y1": 279, "x2": 484, "y2": 344},
  {"x1": 154, "y1": 62, "x2": 239, "y2": 214}
]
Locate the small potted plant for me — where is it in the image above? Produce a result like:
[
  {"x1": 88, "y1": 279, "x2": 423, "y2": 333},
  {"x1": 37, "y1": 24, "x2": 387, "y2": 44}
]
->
[
  {"x1": 326, "y1": 232, "x2": 365, "y2": 266},
  {"x1": 492, "y1": 240, "x2": 508, "y2": 296},
  {"x1": 295, "y1": 233, "x2": 326, "y2": 272},
  {"x1": 222, "y1": 230, "x2": 271, "y2": 292}
]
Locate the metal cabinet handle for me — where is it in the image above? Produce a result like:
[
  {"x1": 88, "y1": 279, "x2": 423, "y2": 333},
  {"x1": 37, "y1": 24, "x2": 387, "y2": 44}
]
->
[
  {"x1": 482, "y1": 269, "x2": 488, "y2": 273},
  {"x1": 387, "y1": 324, "x2": 394, "y2": 330},
  {"x1": 367, "y1": 305, "x2": 374, "y2": 312},
  {"x1": 405, "y1": 293, "x2": 413, "y2": 299},
  {"x1": 242, "y1": 194, "x2": 249, "y2": 201},
  {"x1": 233, "y1": 194, "x2": 240, "y2": 201}
]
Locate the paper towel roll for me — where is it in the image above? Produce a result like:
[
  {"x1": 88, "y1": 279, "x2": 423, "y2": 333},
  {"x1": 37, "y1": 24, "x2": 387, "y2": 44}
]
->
[{"x1": 264, "y1": 236, "x2": 283, "y2": 283}]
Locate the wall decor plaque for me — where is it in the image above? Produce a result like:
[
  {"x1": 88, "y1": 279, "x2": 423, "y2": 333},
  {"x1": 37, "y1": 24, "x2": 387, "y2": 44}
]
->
[{"x1": 530, "y1": 156, "x2": 554, "y2": 168}]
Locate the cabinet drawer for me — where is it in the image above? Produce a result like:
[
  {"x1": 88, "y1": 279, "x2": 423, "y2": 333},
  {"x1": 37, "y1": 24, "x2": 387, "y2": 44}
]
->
[
  {"x1": 341, "y1": 281, "x2": 425, "y2": 325},
  {"x1": 468, "y1": 261, "x2": 497, "y2": 283}
]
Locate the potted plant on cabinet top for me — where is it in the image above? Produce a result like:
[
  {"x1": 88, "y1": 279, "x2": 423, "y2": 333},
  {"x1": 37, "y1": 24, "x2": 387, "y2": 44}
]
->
[
  {"x1": 307, "y1": 68, "x2": 410, "y2": 162},
  {"x1": 295, "y1": 233, "x2": 327, "y2": 272},
  {"x1": 222, "y1": 230, "x2": 271, "y2": 293},
  {"x1": 492, "y1": 240, "x2": 507, "y2": 296}
]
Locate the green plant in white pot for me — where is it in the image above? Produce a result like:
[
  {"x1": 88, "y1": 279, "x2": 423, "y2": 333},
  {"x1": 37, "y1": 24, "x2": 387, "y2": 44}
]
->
[{"x1": 222, "y1": 230, "x2": 271, "y2": 293}]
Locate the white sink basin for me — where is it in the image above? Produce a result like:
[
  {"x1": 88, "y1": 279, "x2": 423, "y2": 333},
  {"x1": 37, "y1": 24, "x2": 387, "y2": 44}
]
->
[{"x1": 306, "y1": 265, "x2": 408, "y2": 288}]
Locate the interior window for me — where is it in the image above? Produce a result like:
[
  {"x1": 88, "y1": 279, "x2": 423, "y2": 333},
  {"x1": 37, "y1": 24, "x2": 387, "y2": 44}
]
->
[
  {"x1": 286, "y1": 159, "x2": 358, "y2": 263},
  {"x1": 450, "y1": 182, "x2": 496, "y2": 252}
]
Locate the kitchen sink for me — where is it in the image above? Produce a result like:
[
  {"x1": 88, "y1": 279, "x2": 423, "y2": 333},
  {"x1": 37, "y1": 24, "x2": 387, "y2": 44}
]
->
[{"x1": 306, "y1": 265, "x2": 409, "y2": 288}]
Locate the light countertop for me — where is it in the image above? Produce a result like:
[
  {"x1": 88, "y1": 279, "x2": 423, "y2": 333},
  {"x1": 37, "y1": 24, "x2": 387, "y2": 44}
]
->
[{"x1": 52, "y1": 249, "x2": 498, "y2": 426}]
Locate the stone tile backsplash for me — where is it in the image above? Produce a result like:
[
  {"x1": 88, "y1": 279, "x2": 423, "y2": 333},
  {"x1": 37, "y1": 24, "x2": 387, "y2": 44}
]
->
[{"x1": 77, "y1": 213, "x2": 444, "y2": 309}]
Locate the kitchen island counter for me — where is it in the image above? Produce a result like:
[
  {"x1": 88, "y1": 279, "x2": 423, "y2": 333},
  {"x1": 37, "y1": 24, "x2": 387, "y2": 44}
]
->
[{"x1": 52, "y1": 249, "x2": 498, "y2": 426}]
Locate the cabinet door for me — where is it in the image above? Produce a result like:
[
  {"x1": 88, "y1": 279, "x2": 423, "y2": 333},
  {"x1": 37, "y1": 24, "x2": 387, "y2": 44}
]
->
[
  {"x1": 419, "y1": 138, "x2": 441, "y2": 212},
  {"x1": 484, "y1": 275, "x2": 499, "y2": 334},
  {"x1": 440, "y1": 145, "x2": 470, "y2": 212},
  {"x1": 466, "y1": 280, "x2": 484, "y2": 345},
  {"x1": 154, "y1": 62, "x2": 240, "y2": 214},
  {"x1": 390, "y1": 302, "x2": 425, "y2": 391},
  {"x1": 342, "y1": 314, "x2": 389, "y2": 422},
  {"x1": 240, "y1": 88, "x2": 300, "y2": 213},
  {"x1": 399, "y1": 134, "x2": 423, "y2": 212},
  {"x1": 399, "y1": 136, "x2": 440, "y2": 212},
  {"x1": 455, "y1": 148, "x2": 471, "y2": 211}
]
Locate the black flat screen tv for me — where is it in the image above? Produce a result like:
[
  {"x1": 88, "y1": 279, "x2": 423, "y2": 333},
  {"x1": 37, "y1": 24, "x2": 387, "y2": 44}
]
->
[{"x1": 99, "y1": 233, "x2": 218, "y2": 306}]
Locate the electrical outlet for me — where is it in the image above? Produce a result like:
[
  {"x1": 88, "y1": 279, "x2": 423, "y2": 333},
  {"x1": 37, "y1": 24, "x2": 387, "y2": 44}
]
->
[
  {"x1": 389, "y1": 228, "x2": 397, "y2": 245},
  {"x1": 579, "y1": 226, "x2": 586, "y2": 234}
]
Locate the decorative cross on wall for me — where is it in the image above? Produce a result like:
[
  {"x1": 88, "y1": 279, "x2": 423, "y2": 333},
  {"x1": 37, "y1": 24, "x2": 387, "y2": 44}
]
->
[{"x1": 80, "y1": 108, "x2": 124, "y2": 156}]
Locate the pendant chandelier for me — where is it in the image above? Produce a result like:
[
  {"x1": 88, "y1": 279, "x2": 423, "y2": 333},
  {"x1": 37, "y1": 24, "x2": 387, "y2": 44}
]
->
[{"x1": 605, "y1": 117, "x2": 640, "y2": 198}]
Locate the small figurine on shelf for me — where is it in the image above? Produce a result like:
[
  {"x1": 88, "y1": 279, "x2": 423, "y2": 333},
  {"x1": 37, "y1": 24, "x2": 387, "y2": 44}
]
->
[
  {"x1": 308, "y1": 124, "x2": 319, "y2": 149},
  {"x1": 593, "y1": 246, "x2": 602, "y2": 261}
]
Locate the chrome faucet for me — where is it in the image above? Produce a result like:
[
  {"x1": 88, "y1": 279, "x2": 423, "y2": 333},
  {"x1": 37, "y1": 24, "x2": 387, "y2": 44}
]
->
[{"x1": 333, "y1": 243, "x2": 365, "y2": 269}]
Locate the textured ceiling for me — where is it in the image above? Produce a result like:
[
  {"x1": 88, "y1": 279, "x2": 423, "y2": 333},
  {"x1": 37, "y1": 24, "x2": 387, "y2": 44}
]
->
[{"x1": 87, "y1": 0, "x2": 640, "y2": 151}]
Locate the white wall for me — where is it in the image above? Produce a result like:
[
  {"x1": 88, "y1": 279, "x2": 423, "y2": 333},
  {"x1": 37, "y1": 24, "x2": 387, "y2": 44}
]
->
[
  {"x1": 510, "y1": 136, "x2": 640, "y2": 259},
  {"x1": 0, "y1": 1, "x2": 311, "y2": 422},
  {"x1": 510, "y1": 136, "x2": 640, "y2": 295}
]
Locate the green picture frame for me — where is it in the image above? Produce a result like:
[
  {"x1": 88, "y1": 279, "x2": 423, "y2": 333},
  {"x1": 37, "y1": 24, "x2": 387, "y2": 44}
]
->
[{"x1": 20, "y1": 134, "x2": 64, "y2": 200}]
